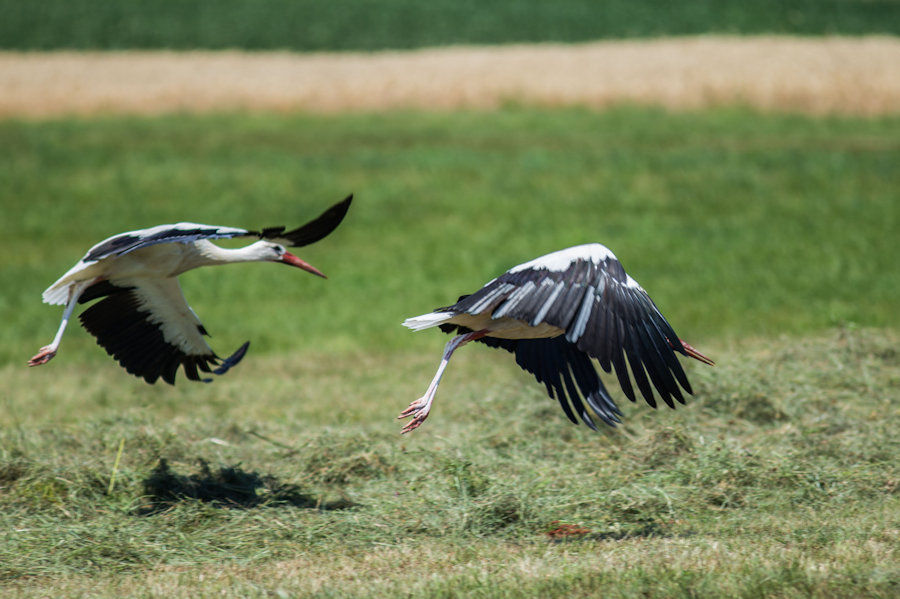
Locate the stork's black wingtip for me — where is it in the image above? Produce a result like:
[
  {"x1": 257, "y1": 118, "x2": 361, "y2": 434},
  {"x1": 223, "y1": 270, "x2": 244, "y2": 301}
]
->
[
  {"x1": 212, "y1": 341, "x2": 250, "y2": 376},
  {"x1": 331, "y1": 194, "x2": 353, "y2": 219},
  {"x1": 581, "y1": 413, "x2": 600, "y2": 432},
  {"x1": 275, "y1": 195, "x2": 354, "y2": 247}
]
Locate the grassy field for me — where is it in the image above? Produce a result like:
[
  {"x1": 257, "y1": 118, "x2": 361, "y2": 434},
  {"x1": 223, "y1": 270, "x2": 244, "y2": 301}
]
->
[
  {"x1": 1, "y1": 108, "x2": 898, "y2": 596},
  {"x1": 2, "y1": 109, "x2": 897, "y2": 362},
  {"x1": 2, "y1": 0, "x2": 899, "y2": 51}
]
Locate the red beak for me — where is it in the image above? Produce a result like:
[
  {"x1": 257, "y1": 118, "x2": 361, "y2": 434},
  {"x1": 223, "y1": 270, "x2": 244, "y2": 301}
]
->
[{"x1": 281, "y1": 252, "x2": 326, "y2": 278}]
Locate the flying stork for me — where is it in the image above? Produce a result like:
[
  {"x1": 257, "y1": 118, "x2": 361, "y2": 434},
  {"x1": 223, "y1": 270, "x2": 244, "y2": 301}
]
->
[
  {"x1": 400, "y1": 244, "x2": 714, "y2": 433},
  {"x1": 28, "y1": 195, "x2": 352, "y2": 384}
]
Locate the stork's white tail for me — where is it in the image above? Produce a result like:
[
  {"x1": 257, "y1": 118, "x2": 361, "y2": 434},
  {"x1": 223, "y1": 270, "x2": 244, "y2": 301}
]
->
[
  {"x1": 42, "y1": 282, "x2": 71, "y2": 306},
  {"x1": 402, "y1": 311, "x2": 454, "y2": 331}
]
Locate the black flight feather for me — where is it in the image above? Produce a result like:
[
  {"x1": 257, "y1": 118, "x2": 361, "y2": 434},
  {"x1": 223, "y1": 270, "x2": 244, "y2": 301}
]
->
[
  {"x1": 78, "y1": 287, "x2": 244, "y2": 386},
  {"x1": 257, "y1": 195, "x2": 352, "y2": 247}
]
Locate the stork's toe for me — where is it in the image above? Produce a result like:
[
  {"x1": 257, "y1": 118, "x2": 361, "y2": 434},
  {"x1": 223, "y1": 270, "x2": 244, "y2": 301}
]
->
[
  {"x1": 28, "y1": 346, "x2": 57, "y2": 367},
  {"x1": 398, "y1": 396, "x2": 433, "y2": 433},
  {"x1": 398, "y1": 397, "x2": 428, "y2": 419}
]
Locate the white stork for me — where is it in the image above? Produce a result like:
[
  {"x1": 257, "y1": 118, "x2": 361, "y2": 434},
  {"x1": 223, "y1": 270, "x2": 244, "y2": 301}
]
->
[
  {"x1": 400, "y1": 243, "x2": 714, "y2": 433},
  {"x1": 28, "y1": 195, "x2": 352, "y2": 384}
]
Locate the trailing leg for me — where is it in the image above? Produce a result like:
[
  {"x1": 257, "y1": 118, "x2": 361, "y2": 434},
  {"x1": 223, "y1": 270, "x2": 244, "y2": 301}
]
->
[
  {"x1": 398, "y1": 329, "x2": 487, "y2": 433},
  {"x1": 28, "y1": 280, "x2": 93, "y2": 367}
]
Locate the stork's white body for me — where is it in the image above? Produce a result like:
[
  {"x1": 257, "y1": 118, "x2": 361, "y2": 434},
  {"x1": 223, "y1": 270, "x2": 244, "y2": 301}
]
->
[{"x1": 43, "y1": 239, "x2": 268, "y2": 305}]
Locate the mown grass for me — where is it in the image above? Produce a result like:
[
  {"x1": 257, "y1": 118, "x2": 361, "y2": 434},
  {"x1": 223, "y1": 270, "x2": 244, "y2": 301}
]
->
[
  {"x1": 0, "y1": 329, "x2": 897, "y2": 597},
  {"x1": 2, "y1": 0, "x2": 899, "y2": 51}
]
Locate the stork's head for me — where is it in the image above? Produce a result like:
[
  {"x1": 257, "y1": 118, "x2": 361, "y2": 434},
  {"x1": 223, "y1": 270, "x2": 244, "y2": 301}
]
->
[{"x1": 256, "y1": 241, "x2": 326, "y2": 278}]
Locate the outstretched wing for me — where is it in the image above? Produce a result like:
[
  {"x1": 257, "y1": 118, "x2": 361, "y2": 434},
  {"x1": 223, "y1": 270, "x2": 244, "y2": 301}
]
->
[
  {"x1": 256, "y1": 195, "x2": 353, "y2": 247},
  {"x1": 440, "y1": 324, "x2": 622, "y2": 428},
  {"x1": 83, "y1": 223, "x2": 250, "y2": 263},
  {"x1": 81, "y1": 195, "x2": 353, "y2": 263},
  {"x1": 445, "y1": 244, "x2": 694, "y2": 410},
  {"x1": 78, "y1": 278, "x2": 249, "y2": 384}
]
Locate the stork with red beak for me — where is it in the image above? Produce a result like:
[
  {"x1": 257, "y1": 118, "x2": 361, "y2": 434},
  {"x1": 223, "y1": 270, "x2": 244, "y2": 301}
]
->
[
  {"x1": 28, "y1": 195, "x2": 352, "y2": 384},
  {"x1": 400, "y1": 243, "x2": 714, "y2": 433}
]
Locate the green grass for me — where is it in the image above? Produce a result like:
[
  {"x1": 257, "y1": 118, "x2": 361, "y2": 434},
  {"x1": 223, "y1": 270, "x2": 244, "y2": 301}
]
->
[
  {"x1": 0, "y1": 329, "x2": 897, "y2": 597},
  {"x1": 1, "y1": 108, "x2": 898, "y2": 366},
  {"x1": 1, "y1": 108, "x2": 899, "y2": 596},
  {"x1": 2, "y1": 0, "x2": 899, "y2": 51}
]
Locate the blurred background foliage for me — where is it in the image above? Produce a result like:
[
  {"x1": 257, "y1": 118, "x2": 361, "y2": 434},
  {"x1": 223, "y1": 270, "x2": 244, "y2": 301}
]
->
[{"x1": 2, "y1": 0, "x2": 899, "y2": 51}]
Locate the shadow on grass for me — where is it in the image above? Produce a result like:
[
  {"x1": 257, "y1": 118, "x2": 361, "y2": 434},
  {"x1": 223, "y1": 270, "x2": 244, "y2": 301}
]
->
[{"x1": 135, "y1": 459, "x2": 354, "y2": 515}]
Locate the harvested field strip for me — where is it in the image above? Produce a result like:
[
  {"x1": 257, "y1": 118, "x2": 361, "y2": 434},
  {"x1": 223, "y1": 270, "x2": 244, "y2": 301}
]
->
[{"x1": 2, "y1": 36, "x2": 899, "y2": 118}]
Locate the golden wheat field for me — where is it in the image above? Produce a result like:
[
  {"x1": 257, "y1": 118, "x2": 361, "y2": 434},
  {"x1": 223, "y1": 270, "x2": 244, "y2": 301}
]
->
[{"x1": 1, "y1": 36, "x2": 899, "y2": 118}]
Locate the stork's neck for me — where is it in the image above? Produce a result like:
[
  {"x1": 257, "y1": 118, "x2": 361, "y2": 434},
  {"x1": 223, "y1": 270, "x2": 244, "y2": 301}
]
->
[{"x1": 182, "y1": 240, "x2": 272, "y2": 272}]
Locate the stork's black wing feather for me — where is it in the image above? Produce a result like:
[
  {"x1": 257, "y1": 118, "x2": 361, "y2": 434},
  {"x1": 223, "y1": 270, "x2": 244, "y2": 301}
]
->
[
  {"x1": 439, "y1": 324, "x2": 621, "y2": 428},
  {"x1": 257, "y1": 195, "x2": 353, "y2": 247},
  {"x1": 77, "y1": 279, "x2": 249, "y2": 385},
  {"x1": 442, "y1": 247, "x2": 695, "y2": 412}
]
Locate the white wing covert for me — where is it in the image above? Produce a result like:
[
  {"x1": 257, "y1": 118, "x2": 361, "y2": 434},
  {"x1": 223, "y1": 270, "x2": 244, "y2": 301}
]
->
[{"x1": 82, "y1": 224, "x2": 251, "y2": 263}]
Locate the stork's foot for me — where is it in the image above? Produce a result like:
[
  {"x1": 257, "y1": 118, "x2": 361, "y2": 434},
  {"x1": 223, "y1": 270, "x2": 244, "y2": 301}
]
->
[
  {"x1": 398, "y1": 397, "x2": 432, "y2": 434},
  {"x1": 28, "y1": 346, "x2": 57, "y2": 367}
]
